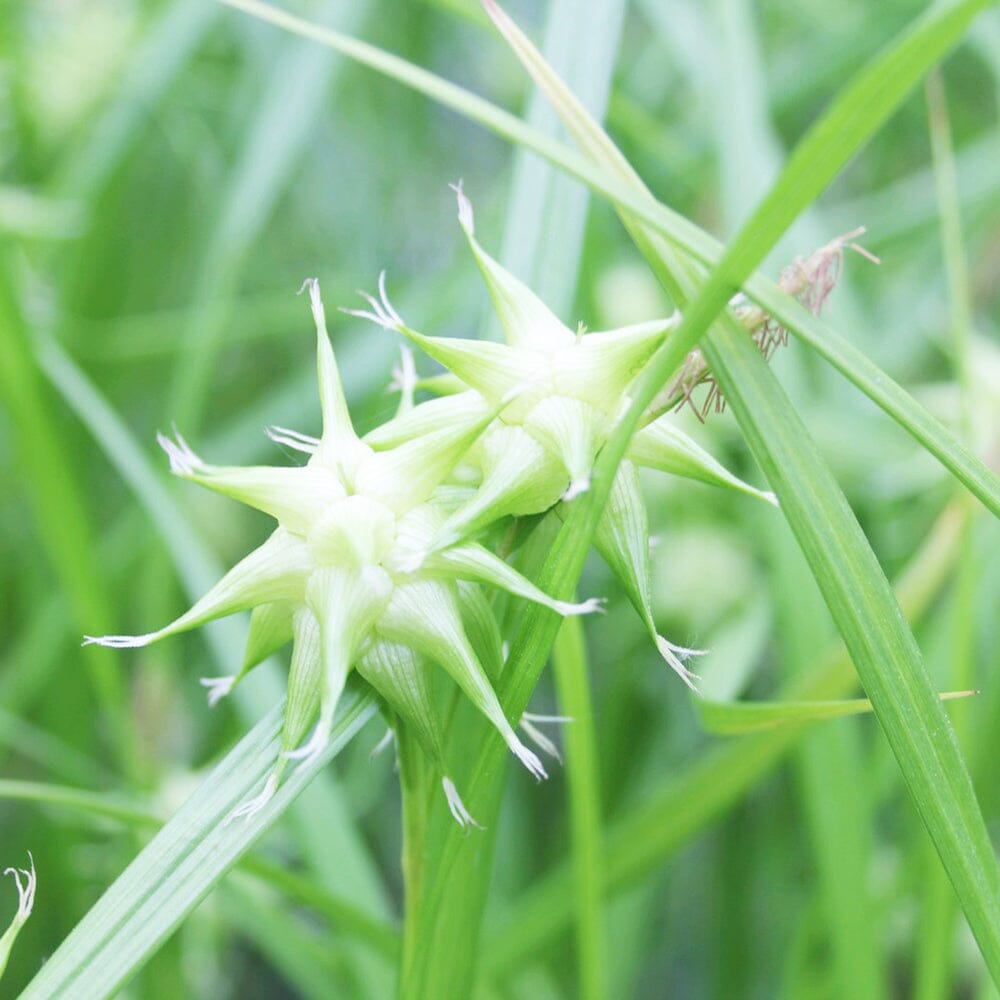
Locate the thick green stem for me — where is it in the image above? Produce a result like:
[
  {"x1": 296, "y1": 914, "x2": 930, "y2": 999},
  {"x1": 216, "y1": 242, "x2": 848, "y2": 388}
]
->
[
  {"x1": 397, "y1": 723, "x2": 431, "y2": 989},
  {"x1": 551, "y1": 617, "x2": 606, "y2": 1000}
]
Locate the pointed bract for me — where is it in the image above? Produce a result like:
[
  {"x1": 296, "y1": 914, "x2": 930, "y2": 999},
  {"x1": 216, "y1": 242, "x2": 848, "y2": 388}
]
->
[
  {"x1": 159, "y1": 431, "x2": 346, "y2": 535},
  {"x1": 355, "y1": 398, "x2": 502, "y2": 513},
  {"x1": 523, "y1": 395, "x2": 601, "y2": 499},
  {"x1": 552, "y1": 317, "x2": 675, "y2": 409},
  {"x1": 357, "y1": 640, "x2": 444, "y2": 764},
  {"x1": 629, "y1": 416, "x2": 778, "y2": 505},
  {"x1": 455, "y1": 580, "x2": 505, "y2": 682},
  {"x1": 364, "y1": 391, "x2": 491, "y2": 450},
  {"x1": 396, "y1": 326, "x2": 543, "y2": 404},
  {"x1": 278, "y1": 608, "x2": 323, "y2": 763},
  {"x1": 242, "y1": 602, "x2": 295, "y2": 673},
  {"x1": 427, "y1": 542, "x2": 603, "y2": 618},
  {"x1": 452, "y1": 182, "x2": 573, "y2": 352},
  {"x1": 84, "y1": 529, "x2": 312, "y2": 649},
  {"x1": 377, "y1": 579, "x2": 546, "y2": 780},
  {"x1": 429, "y1": 425, "x2": 566, "y2": 550},
  {"x1": 593, "y1": 461, "x2": 703, "y2": 688},
  {"x1": 302, "y1": 278, "x2": 370, "y2": 481},
  {"x1": 293, "y1": 565, "x2": 394, "y2": 766}
]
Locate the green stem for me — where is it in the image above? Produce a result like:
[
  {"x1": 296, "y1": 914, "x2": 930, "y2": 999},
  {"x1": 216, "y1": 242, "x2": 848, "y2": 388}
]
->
[
  {"x1": 397, "y1": 722, "x2": 431, "y2": 989},
  {"x1": 551, "y1": 617, "x2": 605, "y2": 1000}
]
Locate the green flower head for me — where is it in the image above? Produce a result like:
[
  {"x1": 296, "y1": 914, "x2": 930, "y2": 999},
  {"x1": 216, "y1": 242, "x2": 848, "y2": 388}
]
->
[
  {"x1": 349, "y1": 185, "x2": 776, "y2": 687},
  {"x1": 87, "y1": 279, "x2": 602, "y2": 825}
]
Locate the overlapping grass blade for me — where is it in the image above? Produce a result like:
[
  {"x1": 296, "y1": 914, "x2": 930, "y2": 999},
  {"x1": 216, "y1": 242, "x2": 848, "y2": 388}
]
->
[
  {"x1": 551, "y1": 618, "x2": 605, "y2": 1000},
  {"x1": 914, "y1": 66, "x2": 978, "y2": 1000},
  {"x1": 0, "y1": 779, "x2": 400, "y2": 961},
  {"x1": 18, "y1": 688, "x2": 376, "y2": 1000}
]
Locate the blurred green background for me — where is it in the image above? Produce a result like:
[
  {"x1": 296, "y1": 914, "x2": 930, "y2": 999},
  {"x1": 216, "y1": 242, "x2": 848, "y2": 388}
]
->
[{"x1": 2, "y1": 0, "x2": 1000, "y2": 996}]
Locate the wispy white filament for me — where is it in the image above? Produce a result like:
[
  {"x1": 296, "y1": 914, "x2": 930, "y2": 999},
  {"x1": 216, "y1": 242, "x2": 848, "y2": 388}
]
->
[{"x1": 443, "y1": 777, "x2": 482, "y2": 831}]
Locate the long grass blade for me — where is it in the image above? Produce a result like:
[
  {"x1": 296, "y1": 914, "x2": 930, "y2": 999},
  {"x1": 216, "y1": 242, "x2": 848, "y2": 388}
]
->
[
  {"x1": 493, "y1": 4, "x2": 624, "y2": 995},
  {"x1": 18, "y1": 687, "x2": 376, "y2": 1000},
  {"x1": 551, "y1": 618, "x2": 605, "y2": 1000},
  {"x1": 914, "y1": 65, "x2": 979, "y2": 1000},
  {"x1": 0, "y1": 780, "x2": 401, "y2": 960}
]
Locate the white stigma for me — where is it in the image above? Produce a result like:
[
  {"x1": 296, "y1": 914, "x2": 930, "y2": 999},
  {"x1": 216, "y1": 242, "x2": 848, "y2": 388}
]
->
[
  {"x1": 267, "y1": 425, "x2": 319, "y2": 455},
  {"x1": 450, "y1": 179, "x2": 475, "y2": 234},
  {"x1": 199, "y1": 675, "x2": 236, "y2": 708},
  {"x1": 655, "y1": 634, "x2": 706, "y2": 692},
  {"x1": 562, "y1": 477, "x2": 591, "y2": 502},
  {"x1": 520, "y1": 713, "x2": 573, "y2": 764},
  {"x1": 283, "y1": 722, "x2": 329, "y2": 769},
  {"x1": 553, "y1": 596, "x2": 606, "y2": 617},
  {"x1": 443, "y1": 776, "x2": 482, "y2": 831},
  {"x1": 341, "y1": 270, "x2": 404, "y2": 330},
  {"x1": 519, "y1": 717, "x2": 561, "y2": 763},
  {"x1": 388, "y1": 346, "x2": 418, "y2": 407},
  {"x1": 82, "y1": 633, "x2": 153, "y2": 649},
  {"x1": 156, "y1": 429, "x2": 203, "y2": 477},
  {"x1": 507, "y1": 734, "x2": 548, "y2": 781},
  {"x1": 299, "y1": 277, "x2": 326, "y2": 329},
  {"x1": 369, "y1": 727, "x2": 395, "y2": 760},
  {"x1": 4, "y1": 852, "x2": 36, "y2": 922},
  {"x1": 225, "y1": 774, "x2": 278, "y2": 825}
]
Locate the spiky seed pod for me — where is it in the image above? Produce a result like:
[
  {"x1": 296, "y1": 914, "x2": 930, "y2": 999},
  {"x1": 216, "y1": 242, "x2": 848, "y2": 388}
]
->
[
  {"x1": 349, "y1": 185, "x2": 777, "y2": 682},
  {"x1": 88, "y1": 279, "x2": 603, "y2": 822}
]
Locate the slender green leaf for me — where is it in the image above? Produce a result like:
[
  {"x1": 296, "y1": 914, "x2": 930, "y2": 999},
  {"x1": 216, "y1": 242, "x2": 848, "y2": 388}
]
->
[
  {"x1": 18, "y1": 686, "x2": 376, "y2": 1000},
  {"x1": 551, "y1": 618, "x2": 605, "y2": 1000},
  {"x1": 0, "y1": 781, "x2": 401, "y2": 961},
  {"x1": 55, "y1": 0, "x2": 217, "y2": 198},
  {"x1": 379, "y1": 1, "x2": 1000, "y2": 991},
  {"x1": 168, "y1": 2, "x2": 369, "y2": 435},
  {"x1": 696, "y1": 690, "x2": 975, "y2": 735},
  {"x1": 492, "y1": 5, "x2": 623, "y2": 997},
  {"x1": 219, "y1": 884, "x2": 342, "y2": 1000},
  {"x1": 914, "y1": 66, "x2": 978, "y2": 1000},
  {"x1": 0, "y1": 781, "x2": 158, "y2": 829}
]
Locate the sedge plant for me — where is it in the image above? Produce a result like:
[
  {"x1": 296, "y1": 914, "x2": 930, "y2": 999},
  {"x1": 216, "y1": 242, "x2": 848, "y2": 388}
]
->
[{"x1": 4, "y1": 1, "x2": 1000, "y2": 998}]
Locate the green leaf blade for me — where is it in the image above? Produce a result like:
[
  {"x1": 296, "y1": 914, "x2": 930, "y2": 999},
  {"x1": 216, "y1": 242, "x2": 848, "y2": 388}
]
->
[
  {"x1": 702, "y1": 318, "x2": 1000, "y2": 982},
  {"x1": 19, "y1": 689, "x2": 376, "y2": 1000}
]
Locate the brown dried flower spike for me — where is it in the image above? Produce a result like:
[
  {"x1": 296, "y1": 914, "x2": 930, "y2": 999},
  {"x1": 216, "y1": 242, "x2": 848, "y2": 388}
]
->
[{"x1": 669, "y1": 228, "x2": 880, "y2": 420}]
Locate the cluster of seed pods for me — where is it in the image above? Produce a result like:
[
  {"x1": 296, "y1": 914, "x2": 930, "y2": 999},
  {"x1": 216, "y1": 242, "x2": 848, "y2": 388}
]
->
[{"x1": 88, "y1": 187, "x2": 775, "y2": 827}]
